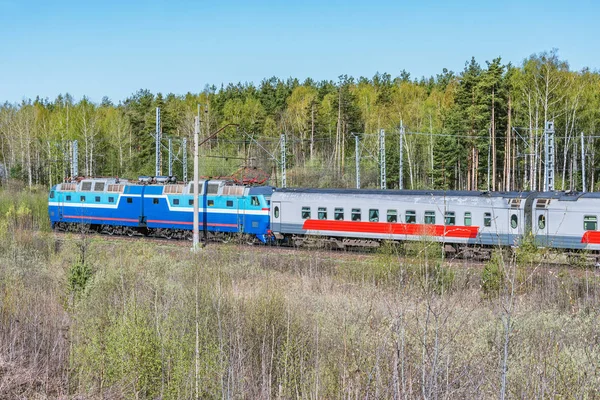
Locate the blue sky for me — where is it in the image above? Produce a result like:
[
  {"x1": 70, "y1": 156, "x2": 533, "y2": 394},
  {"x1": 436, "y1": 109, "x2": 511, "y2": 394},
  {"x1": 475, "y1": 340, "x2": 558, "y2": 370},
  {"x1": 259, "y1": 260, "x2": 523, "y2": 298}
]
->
[{"x1": 0, "y1": 0, "x2": 597, "y2": 103}]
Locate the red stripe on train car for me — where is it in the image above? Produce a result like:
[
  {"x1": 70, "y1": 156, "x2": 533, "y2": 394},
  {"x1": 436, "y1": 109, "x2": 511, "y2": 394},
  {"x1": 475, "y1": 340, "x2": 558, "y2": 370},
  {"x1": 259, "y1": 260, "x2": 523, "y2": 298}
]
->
[
  {"x1": 581, "y1": 231, "x2": 600, "y2": 244},
  {"x1": 302, "y1": 220, "x2": 479, "y2": 239}
]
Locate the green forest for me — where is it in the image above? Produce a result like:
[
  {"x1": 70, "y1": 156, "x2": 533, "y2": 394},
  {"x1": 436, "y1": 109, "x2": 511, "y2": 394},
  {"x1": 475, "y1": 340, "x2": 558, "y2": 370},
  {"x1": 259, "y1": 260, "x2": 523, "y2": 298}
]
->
[{"x1": 1, "y1": 49, "x2": 599, "y2": 191}]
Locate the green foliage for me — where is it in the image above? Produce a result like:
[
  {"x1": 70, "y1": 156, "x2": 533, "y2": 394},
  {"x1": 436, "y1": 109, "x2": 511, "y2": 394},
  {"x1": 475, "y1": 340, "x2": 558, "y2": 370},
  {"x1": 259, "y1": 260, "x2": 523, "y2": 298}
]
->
[
  {"x1": 515, "y1": 233, "x2": 540, "y2": 265},
  {"x1": 482, "y1": 251, "x2": 505, "y2": 297},
  {"x1": 68, "y1": 262, "x2": 92, "y2": 297}
]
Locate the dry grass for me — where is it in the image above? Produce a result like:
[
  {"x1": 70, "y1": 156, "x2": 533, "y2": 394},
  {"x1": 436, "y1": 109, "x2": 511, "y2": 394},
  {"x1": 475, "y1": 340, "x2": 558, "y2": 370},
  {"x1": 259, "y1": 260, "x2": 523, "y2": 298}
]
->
[{"x1": 1, "y1": 189, "x2": 600, "y2": 398}]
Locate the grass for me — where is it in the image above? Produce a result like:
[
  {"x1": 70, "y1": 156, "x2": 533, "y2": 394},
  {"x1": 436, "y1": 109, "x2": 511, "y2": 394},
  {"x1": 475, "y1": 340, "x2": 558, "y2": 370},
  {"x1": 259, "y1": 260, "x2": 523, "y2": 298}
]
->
[{"x1": 1, "y1": 187, "x2": 600, "y2": 398}]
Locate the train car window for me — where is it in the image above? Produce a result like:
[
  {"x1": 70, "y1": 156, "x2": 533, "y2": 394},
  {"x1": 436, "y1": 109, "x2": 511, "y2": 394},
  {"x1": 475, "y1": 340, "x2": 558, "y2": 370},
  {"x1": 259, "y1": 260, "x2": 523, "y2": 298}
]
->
[
  {"x1": 173, "y1": 199, "x2": 180, "y2": 205},
  {"x1": 301, "y1": 207, "x2": 311, "y2": 219},
  {"x1": 50, "y1": 191, "x2": 55, "y2": 199},
  {"x1": 538, "y1": 215, "x2": 546, "y2": 229},
  {"x1": 207, "y1": 200, "x2": 214, "y2": 206},
  {"x1": 510, "y1": 214, "x2": 518, "y2": 229},
  {"x1": 351, "y1": 208, "x2": 361, "y2": 221},
  {"x1": 484, "y1": 212, "x2": 492, "y2": 227},
  {"x1": 80, "y1": 196, "x2": 86, "y2": 202},
  {"x1": 126, "y1": 197, "x2": 132, "y2": 204},
  {"x1": 108, "y1": 197, "x2": 114, "y2": 203},
  {"x1": 188, "y1": 183, "x2": 204, "y2": 194},
  {"x1": 189, "y1": 199, "x2": 194, "y2": 206},
  {"x1": 66, "y1": 195, "x2": 72, "y2": 201},
  {"x1": 153, "y1": 198, "x2": 159, "y2": 204},
  {"x1": 334, "y1": 208, "x2": 344, "y2": 220},
  {"x1": 207, "y1": 183, "x2": 219, "y2": 195},
  {"x1": 424, "y1": 211, "x2": 436, "y2": 225},
  {"x1": 95, "y1": 196, "x2": 101, "y2": 202},
  {"x1": 387, "y1": 210, "x2": 397, "y2": 223},
  {"x1": 584, "y1": 216, "x2": 597, "y2": 231},
  {"x1": 406, "y1": 210, "x2": 416, "y2": 224},
  {"x1": 369, "y1": 209, "x2": 379, "y2": 222},
  {"x1": 274, "y1": 206, "x2": 279, "y2": 218},
  {"x1": 251, "y1": 196, "x2": 260, "y2": 206},
  {"x1": 445, "y1": 212, "x2": 455, "y2": 226},
  {"x1": 318, "y1": 207, "x2": 327, "y2": 220},
  {"x1": 464, "y1": 212, "x2": 472, "y2": 226},
  {"x1": 227, "y1": 200, "x2": 234, "y2": 207}
]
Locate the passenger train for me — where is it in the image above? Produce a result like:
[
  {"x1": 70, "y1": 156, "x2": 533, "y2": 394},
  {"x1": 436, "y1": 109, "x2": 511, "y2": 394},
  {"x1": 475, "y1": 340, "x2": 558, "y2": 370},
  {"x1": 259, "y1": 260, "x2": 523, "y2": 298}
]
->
[{"x1": 48, "y1": 177, "x2": 600, "y2": 256}]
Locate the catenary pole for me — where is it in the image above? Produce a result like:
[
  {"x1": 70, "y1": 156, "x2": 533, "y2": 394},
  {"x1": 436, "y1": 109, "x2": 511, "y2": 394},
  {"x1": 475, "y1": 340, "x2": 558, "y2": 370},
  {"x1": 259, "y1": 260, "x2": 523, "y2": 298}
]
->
[
  {"x1": 156, "y1": 107, "x2": 161, "y2": 177},
  {"x1": 581, "y1": 131, "x2": 586, "y2": 192},
  {"x1": 182, "y1": 138, "x2": 188, "y2": 183},
  {"x1": 399, "y1": 121, "x2": 404, "y2": 190},
  {"x1": 354, "y1": 133, "x2": 360, "y2": 189},
  {"x1": 380, "y1": 129, "x2": 386, "y2": 189},
  {"x1": 280, "y1": 133, "x2": 286, "y2": 188},
  {"x1": 192, "y1": 116, "x2": 200, "y2": 250}
]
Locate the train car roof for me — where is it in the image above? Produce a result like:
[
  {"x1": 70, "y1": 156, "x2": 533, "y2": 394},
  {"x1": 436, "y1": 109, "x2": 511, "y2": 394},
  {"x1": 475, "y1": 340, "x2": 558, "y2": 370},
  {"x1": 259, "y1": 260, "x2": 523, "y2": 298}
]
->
[
  {"x1": 274, "y1": 188, "x2": 532, "y2": 199},
  {"x1": 535, "y1": 191, "x2": 600, "y2": 201}
]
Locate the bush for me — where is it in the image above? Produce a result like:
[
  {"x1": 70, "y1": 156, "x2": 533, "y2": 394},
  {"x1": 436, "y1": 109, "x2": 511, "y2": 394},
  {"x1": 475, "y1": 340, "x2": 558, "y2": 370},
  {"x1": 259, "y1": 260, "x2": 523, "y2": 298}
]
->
[{"x1": 482, "y1": 251, "x2": 504, "y2": 298}]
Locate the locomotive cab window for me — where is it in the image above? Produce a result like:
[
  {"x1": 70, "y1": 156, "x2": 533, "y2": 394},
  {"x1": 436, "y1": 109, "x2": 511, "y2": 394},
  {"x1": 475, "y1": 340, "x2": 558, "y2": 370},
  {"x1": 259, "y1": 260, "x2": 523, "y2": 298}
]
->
[
  {"x1": 301, "y1": 207, "x2": 311, "y2": 219},
  {"x1": 538, "y1": 215, "x2": 546, "y2": 230},
  {"x1": 584, "y1": 215, "x2": 597, "y2": 231},
  {"x1": 484, "y1": 212, "x2": 492, "y2": 227},
  {"x1": 510, "y1": 214, "x2": 518, "y2": 229},
  {"x1": 318, "y1": 207, "x2": 327, "y2": 220},
  {"x1": 445, "y1": 212, "x2": 455, "y2": 226},
  {"x1": 424, "y1": 211, "x2": 436, "y2": 225},
  {"x1": 387, "y1": 210, "x2": 398, "y2": 223},
  {"x1": 406, "y1": 210, "x2": 416, "y2": 224},
  {"x1": 50, "y1": 191, "x2": 55, "y2": 199},
  {"x1": 251, "y1": 196, "x2": 260, "y2": 206},
  {"x1": 334, "y1": 208, "x2": 344, "y2": 221},
  {"x1": 351, "y1": 208, "x2": 361, "y2": 221},
  {"x1": 369, "y1": 209, "x2": 379, "y2": 222},
  {"x1": 464, "y1": 212, "x2": 472, "y2": 226}
]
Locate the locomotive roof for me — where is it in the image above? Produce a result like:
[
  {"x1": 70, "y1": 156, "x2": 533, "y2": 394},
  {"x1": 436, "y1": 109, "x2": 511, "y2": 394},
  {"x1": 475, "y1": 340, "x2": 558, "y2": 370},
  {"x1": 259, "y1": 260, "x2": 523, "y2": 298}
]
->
[{"x1": 274, "y1": 188, "x2": 532, "y2": 198}]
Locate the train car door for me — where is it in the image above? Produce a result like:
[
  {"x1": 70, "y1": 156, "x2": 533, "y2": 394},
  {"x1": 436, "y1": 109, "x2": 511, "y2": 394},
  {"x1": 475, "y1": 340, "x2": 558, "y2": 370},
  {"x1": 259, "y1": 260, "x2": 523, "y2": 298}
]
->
[
  {"x1": 534, "y1": 199, "x2": 550, "y2": 246},
  {"x1": 237, "y1": 198, "x2": 245, "y2": 233},
  {"x1": 272, "y1": 201, "x2": 281, "y2": 233},
  {"x1": 53, "y1": 190, "x2": 64, "y2": 221},
  {"x1": 507, "y1": 198, "x2": 523, "y2": 246}
]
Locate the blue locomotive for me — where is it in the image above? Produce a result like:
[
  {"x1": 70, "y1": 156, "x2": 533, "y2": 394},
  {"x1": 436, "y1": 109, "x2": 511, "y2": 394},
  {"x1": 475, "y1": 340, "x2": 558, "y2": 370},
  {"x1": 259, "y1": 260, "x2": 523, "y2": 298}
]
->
[{"x1": 48, "y1": 177, "x2": 274, "y2": 243}]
